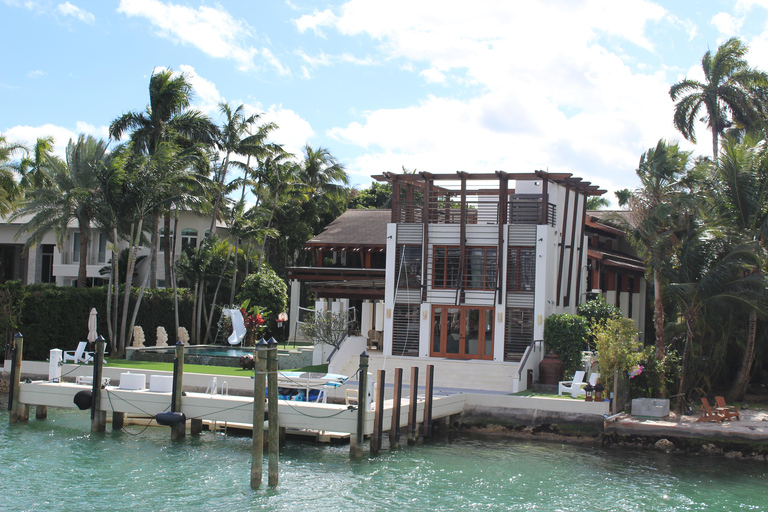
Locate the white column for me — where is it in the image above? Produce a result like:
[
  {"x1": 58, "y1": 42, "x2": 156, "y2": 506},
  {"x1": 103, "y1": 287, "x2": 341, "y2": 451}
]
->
[
  {"x1": 360, "y1": 300, "x2": 373, "y2": 335},
  {"x1": 288, "y1": 279, "x2": 301, "y2": 340}
]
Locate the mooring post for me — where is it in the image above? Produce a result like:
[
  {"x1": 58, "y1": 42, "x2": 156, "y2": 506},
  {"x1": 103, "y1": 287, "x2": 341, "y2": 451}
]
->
[
  {"x1": 351, "y1": 351, "x2": 369, "y2": 458},
  {"x1": 267, "y1": 337, "x2": 279, "y2": 487},
  {"x1": 422, "y1": 364, "x2": 434, "y2": 439},
  {"x1": 407, "y1": 366, "x2": 419, "y2": 445},
  {"x1": 390, "y1": 367, "x2": 403, "y2": 449},
  {"x1": 91, "y1": 336, "x2": 107, "y2": 432},
  {"x1": 191, "y1": 418, "x2": 203, "y2": 435},
  {"x1": 251, "y1": 339, "x2": 268, "y2": 489},
  {"x1": 36, "y1": 405, "x2": 47, "y2": 420},
  {"x1": 112, "y1": 412, "x2": 125, "y2": 431},
  {"x1": 372, "y1": 369, "x2": 385, "y2": 454},
  {"x1": 613, "y1": 369, "x2": 618, "y2": 416},
  {"x1": 170, "y1": 342, "x2": 185, "y2": 440},
  {"x1": 9, "y1": 332, "x2": 23, "y2": 423}
]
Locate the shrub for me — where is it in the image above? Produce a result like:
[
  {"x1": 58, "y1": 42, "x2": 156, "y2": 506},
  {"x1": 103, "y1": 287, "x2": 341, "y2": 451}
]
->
[
  {"x1": 543, "y1": 313, "x2": 589, "y2": 375},
  {"x1": 577, "y1": 297, "x2": 620, "y2": 347},
  {"x1": 593, "y1": 316, "x2": 640, "y2": 390},
  {"x1": 235, "y1": 265, "x2": 288, "y2": 340}
]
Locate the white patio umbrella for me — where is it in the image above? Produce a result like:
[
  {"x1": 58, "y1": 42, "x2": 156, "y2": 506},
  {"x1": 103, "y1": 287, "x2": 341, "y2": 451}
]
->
[{"x1": 87, "y1": 308, "x2": 98, "y2": 343}]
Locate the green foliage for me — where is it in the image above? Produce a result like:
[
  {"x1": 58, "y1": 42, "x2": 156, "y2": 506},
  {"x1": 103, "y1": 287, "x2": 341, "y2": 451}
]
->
[
  {"x1": 577, "y1": 297, "x2": 621, "y2": 347},
  {"x1": 543, "y1": 313, "x2": 589, "y2": 375},
  {"x1": 593, "y1": 316, "x2": 641, "y2": 390},
  {"x1": 0, "y1": 281, "x2": 29, "y2": 351},
  {"x1": 8, "y1": 284, "x2": 194, "y2": 361},
  {"x1": 627, "y1": 346, "x2": 681, "y2": 399},
  {"x1": 236, "y1": 265, "x2": 287, "y2": 339},
  {"x1": 349, "y1": 181, "x2": 392, "y2": 209}
]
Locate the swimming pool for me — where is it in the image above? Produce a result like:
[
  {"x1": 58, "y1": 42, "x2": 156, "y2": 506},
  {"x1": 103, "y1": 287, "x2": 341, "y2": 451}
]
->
[{"x1": 127, "y1": 344, "x2": 314, "y2": 369}]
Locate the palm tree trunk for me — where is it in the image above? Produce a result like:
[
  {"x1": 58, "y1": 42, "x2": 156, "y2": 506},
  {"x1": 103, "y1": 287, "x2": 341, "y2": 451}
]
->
[
  {"x1": 729, "y1": 310, "x2": 757, "y2": 401},
  {"x1": 712, "y1": 125, "x2": 719, "y2": 163},
  {"x1": 676, "y1": 312, "x2": 695, "y2": 414},
  {"x1": 229, "y1": 238, "x2": 239, "y2": 305},
  {"x1": 111, "y1": 228, "x2": 120, "y2": 354},
  {"x1": 172, "y1": 214, "x2": 180, "y2": 343},
  {"x1": 78, "y1": 226, "x2": 90, "y2": 288},
  {"x1": 653, "y1": 268, "x2": 666, "y2": 397},
  {"x1": 204, "y1": 247, "x2": 232, "y2": 343},
  {"x1": 150, "y1": 213, "x2": 159, "y2": 289},
  {"x1": 119, "y1": 220, "x2": 142, "y2": 355},
  {"x1": 163, "y1": 211, "x2": 172, "y2": 286}
]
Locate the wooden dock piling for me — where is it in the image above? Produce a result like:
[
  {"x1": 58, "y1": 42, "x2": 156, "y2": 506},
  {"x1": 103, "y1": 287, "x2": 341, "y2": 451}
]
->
[
  {"x1": 423, "y1": 365, "x2": 434, "y2": 439},
  {"x1": 351, "y1": 352, "x2": 369, "y2": 458},
  {"x1": 170, "y1": 342, "x2": 185, "y2": 440},
  {"x1": 267, "y1": 339, "x2": 279, "y2": 487},
  {"x1": 372, "y1": 369, "x2": 385, "y2": 453},
  {"x1": 390, "y1": 368, "x2": 403, "y2": 449},
  {"x1": 251, "y1": 340, "x2": 268, "y2": 489},
  {"x1": 9, "y1": 333, "x2": 23, "y2": 424},
  {"x1": 407, "y1": 366, "x2": 419, "y2": 445},
  {"x1": 91, "y1": 337, "x2": 107, "y2": 432}
]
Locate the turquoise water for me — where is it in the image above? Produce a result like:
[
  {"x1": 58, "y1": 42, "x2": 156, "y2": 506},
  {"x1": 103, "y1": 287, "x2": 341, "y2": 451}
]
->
[{"x1": 1, "y1": 407, "x2": 767, "y2": 511}]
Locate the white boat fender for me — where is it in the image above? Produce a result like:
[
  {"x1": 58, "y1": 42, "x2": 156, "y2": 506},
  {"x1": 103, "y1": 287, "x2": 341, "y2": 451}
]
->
[
  {"x1": 156, "y1": 412, "x2": 186, "y2": 426},
  {"x1": 74, "y1": 390, "x2": 92, "y2": 410}
]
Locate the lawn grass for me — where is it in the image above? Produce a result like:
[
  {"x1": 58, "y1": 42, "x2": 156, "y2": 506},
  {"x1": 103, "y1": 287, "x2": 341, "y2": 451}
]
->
[
  {"x1": 102, "y1": 359, "x2": 328, "y2": 376},
  {"x1": 510, "y1": 389, "x2": 580, "y2": 399}
]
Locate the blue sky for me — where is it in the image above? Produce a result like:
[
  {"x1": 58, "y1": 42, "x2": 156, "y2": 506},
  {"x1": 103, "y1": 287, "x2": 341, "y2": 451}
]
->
[{"x1": 3, "y1": 0, "x2": 768, "y2": 203}]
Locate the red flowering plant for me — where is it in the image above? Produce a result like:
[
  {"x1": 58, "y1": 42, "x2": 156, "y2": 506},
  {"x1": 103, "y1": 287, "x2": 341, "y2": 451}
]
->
[{"x1": 240, "y1": 299, "x2": 270, "y2": 346}]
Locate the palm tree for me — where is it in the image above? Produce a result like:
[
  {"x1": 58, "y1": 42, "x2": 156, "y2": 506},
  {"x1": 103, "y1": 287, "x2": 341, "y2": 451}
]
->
[
  {"x1": 586, "y1": 196, "x2": 610, "y2": 210},
  {"x1": 17, "y1": 136, "x2": 57, "y2": 190},
  {"x1": 708, "y1": 134, "x2": 768, "y2": 400},
  {"x1": 621, "y1": 140, "x2": 693, "y2": 396},
  {"x1": 11, "y1": 135, "x2": 108, "y2": 288},
  {"x1": 209, "y1": 102, "x2": 278, "y2": 235},
  {"x1": 670, "y1": 37, "x2": 768, "y2": 160},
  {"x1": 109, "y1": 68, "x2": 218, "y2": 288},
  {"x1": 0, "y1": 135, "x2": 27, "y2": 214}
]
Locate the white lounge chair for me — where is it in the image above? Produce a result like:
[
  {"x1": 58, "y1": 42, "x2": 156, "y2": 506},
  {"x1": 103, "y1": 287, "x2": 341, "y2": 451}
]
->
[
  {"x1": 62, "y1": 342, "x2": 94, "y2": 364},
  {"x1": 558, "y1": 370, "x2": 585, "y2": 397},
  {"x1": 574, "y1": 372, "x2": 600, "y2": 398}
]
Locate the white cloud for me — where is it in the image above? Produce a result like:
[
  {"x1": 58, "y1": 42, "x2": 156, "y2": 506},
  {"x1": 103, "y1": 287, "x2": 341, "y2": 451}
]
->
[
  {"x1": 117, "y1": 0, "x2": 269, "y2": 72},
  {"x1": 3, "y1": 123, "x2": 109, "y2": 157},
  {"x1": 178, "y1": 65, "x2": 223, "y2": 115},
  {"x1": 419, "y1": 68, "x2": 445, "y2": 84},
  {"x1": 55, "y1": 2, "x2": 95, "y2": 23},
  {"x1": 261, "y1": 106, "x2": 315, "y2": 158},
  {"x1": 711, "y1": 12, "x2": 743, "y2": 36},
  {"x1": 26, "y1": 69, "x2": 46, "y2": 78},
  {"x1": 313, "y1": 0, "x2": 681, "y2": 197}
]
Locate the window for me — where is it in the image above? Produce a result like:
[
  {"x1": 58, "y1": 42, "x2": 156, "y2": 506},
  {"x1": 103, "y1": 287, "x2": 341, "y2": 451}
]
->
[
  {"x1": 98, "y1": 233, "x2": 107, "y2": 263},
  {"x1": 396, "y1": 245, "x2": 422, "y2": 289},
  {"x1": 507, "y1": 247, "x2": 535, "y2": 292},
  {"x1": 181, "y1": 229, "x2": 198, "y2": 250},
  {"x1": 433, "y1": 246, "x2": 496, "y2": 290},
  {"x1": 433, "y1": 246, "x2": 461, "y2": 289},
  {"x1": 72, "y1": 232, "x2": 80, "y2": 263},
  {"x1": 466, "y1": 247, "x2": 496, "y2": 290}
]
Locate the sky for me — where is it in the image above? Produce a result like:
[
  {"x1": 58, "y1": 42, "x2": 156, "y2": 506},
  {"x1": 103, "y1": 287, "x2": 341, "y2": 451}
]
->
[{"x1": 3, "y1": 0, "x2": 768, "y2": 205}]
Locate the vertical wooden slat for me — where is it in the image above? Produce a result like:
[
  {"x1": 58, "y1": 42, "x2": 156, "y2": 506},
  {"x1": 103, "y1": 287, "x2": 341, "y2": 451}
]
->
[
  {"x1": 556, "y1": 186, "x2": 571, "y2": 307},
  {"x1": 564, "y1": 190, "x2": 581, "y2": 307}
]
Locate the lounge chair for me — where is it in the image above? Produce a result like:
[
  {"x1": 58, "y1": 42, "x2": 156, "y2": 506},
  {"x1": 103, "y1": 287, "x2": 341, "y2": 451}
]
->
[
  {"x1": 696, "y1": 397, "x2": 725, "y2": 422},
  {"x1": 62, "y1": 342, "x2": 94, "y2": 364},
  {"x1": 715, "y1": 396, "x2": 740, "y2": 421},
  {"x1": 558, "y1": 370, "x2": 586, "y2": 398}
]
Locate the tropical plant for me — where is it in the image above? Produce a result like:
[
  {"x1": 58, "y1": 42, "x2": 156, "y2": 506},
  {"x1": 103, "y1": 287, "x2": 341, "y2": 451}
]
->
[
  {"x1": 11, "y1": 135, "x2": 109, "y2": 288},
  {"x1": 670, "y1": 37, "x2": 768, "y2": 160},
  {"x1": 592, "y1": 316, "x2": 640, "y2": 392},
  {"x1": 109, "y1": 68, "x2": 218, "y2": 287},
  {"x1": 17, "y1": 136, "x2": 57, "y2": 190},
  {"x1": 543, "y1": 313, "x2": 589, "y2": 375},
  {"x1": 0, "y1": 134, "x2": 26, "y2": 214},
  {"x1": 620, "y1": 140, "x2": 693, "y2": 377}
]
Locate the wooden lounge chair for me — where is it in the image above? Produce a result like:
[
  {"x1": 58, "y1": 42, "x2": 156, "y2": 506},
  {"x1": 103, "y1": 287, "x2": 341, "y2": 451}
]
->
[
  {"x1": 696, "y1": 397, "x2": 725, "y2": 422},
  {"x1": 714, "y1": 396, "x2": 740, "y2": 421}
]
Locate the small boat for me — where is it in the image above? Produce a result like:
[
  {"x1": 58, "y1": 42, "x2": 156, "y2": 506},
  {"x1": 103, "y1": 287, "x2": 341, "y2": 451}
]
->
[{"x1": 274, "y1": 371, "x2": 348, "y2": 403}]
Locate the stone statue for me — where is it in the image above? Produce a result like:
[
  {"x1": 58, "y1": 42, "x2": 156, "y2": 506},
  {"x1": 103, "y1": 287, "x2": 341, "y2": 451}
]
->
[
  {"x1": 132, "y1": 326, "x2": 145, "y2": 347},
  {"x1": 178, "y1": 327, "x2": 190, "y2": 345},
  {"x1": 156, "y1": 326, "x2": 168, "y2": 346}
]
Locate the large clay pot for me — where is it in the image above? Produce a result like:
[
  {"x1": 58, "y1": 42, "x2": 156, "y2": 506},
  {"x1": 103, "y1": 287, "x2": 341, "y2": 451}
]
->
[{"x1": 539, "y1": 350, "x2": 564, "y2": 385}]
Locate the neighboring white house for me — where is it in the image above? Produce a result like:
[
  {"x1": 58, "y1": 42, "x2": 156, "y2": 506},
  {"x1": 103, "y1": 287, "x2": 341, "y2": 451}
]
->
[
  {"x1": 288, "y1": 171, "x2": 612, "y2": 393},
  {"x1": 0, "y1": 211, "x2": 227, "y2": 287}
]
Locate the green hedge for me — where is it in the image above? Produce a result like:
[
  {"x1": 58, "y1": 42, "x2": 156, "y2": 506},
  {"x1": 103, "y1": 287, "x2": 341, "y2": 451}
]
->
[
  {"x1": 543, "y1": 313, "x2": 589, "y2": 375},
  {"x1": 3, "y1": 283, "x2": 195, "y2": 361}
]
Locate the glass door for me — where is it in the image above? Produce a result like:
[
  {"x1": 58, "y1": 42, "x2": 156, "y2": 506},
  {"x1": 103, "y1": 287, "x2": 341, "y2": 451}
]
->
[{"x1": 431, "y1": 306, "x2": 494, "y2": 360}]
